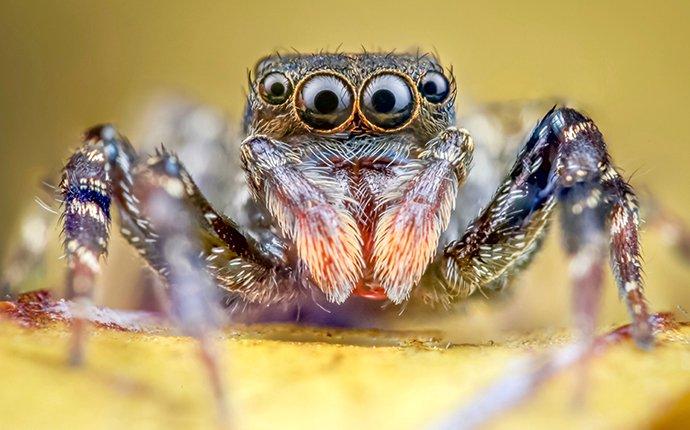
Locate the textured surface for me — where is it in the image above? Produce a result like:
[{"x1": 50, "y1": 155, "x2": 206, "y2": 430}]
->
[{"x1": 0, "y1": 318, "x2": 688, "y2": 430}]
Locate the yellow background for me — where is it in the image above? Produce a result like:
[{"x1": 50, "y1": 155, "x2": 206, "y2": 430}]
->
[
  {"x1": 0, "y1": 1, "x2": 688, "y2": 326},
  {"x1": 1, "y1": 3, "x2": 690, "y2": 429}
]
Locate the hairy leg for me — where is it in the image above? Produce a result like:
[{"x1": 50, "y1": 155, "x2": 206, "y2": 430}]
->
[
  {"x1": 58, "y1": 123, "x2": 298, "y2": 424},
  {"x1": 436, "y1": 107, "x2": 653, "y2": 347},
  {"x1": 414, "y1": 99, "x2": 563, "y2": 306},
  {"x1": 134, "y1": 158, "x2": 229, "y2": 420},
  {"x1": 60, "y1": 125, "x2": 122, "y2": 363},
  {"x1": 448, "y1": 98, "x2": 569, "y2": 235},
  {"x1": 58, "y1": 125, "x2": 303, "y2": 426}
]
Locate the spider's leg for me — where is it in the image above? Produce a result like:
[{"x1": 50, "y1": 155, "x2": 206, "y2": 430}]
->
[
  {"x1": 60, "y1": 125, "x2": 131, "y2": 364},
  {"x1": 412, "y1": 99, "x2": 568, "y2": 307},
  {"x1": 59, "y1": 125, "x2": 285, "y2": 359},
  {"x1": 133, "y1": 158, "x2": 230, "y2": 422},
  {"x1": 438, "y1": 107, "x2": 653, "y2": 347},
  {"x1": 61, "y1": 125, "x2": 271, "y2": 423},
  {"x1": 131, "y1": 150, "x2": 294, "y2": 307},
  {"x1": 452, "y1": 97, "x2": 570, "y2": 233}
]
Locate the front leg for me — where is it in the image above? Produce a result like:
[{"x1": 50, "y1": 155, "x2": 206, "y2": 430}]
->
[{"x1": 437, "y1": 107, "x2": 653, "y2": 347}]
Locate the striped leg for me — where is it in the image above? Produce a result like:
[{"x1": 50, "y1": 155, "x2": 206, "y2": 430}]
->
[
  {"x1": 60, "y1": 125, "x2": 125, "y2": 365},
  {"x1": 438, "y1": 107, "x2": 653, "y2": 347},
  {"x1": 59, "y1": 125, "x2": 287, "y2": 365},
  {"x1": 59, "y1": 124, "x2": 295, "y2": 425},
  {"x1": 131, "y1": 150, "x2": 294, "y2": 307}
]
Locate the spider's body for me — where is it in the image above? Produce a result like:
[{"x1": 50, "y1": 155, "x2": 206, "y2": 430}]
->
[{"x1": 57, "y1": 52, "x2": 654, "y2": 365}]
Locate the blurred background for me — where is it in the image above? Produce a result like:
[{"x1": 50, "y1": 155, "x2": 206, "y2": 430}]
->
[{"x1": 0, "y1": 0, "x2": 688, "y2": 335}]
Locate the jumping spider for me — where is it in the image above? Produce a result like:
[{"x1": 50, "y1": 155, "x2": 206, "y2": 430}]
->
[{"x1": 59, "y1": 51, "x2": 654, "y2": 369}]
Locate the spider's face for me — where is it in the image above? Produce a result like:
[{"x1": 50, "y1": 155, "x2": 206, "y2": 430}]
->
[{"x1": 241, "y1": 52, "x2": 464, "y2": 303}]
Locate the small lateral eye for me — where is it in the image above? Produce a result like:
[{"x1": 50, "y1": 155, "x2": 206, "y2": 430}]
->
[
  {"x1": 259, "y1": 72, "x2": 293, "y2": 105},
  {"x1": 360, "y1": 73, "x2": 416, "y2": 130},
  {"x1": 418, "y1": 71, "x2": 450, "y2": 104},
  {"x1": 296, "y1": 73, "x2": 354, "y2": 131}
]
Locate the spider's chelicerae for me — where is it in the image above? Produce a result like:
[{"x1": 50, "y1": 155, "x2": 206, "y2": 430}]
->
[{"x1": 58, "y1": 51, "x2": 654, "y2": 372}]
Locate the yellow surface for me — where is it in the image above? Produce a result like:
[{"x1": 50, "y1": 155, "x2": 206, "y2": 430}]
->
[{"x1": 0, "y1": 320, "x2": 688, "y2": 430}]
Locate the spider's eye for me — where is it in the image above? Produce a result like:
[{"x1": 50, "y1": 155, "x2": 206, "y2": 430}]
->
[
  {"x1": 259, "y1": 72, "x2": 292, "y2": 105},
  {"x1": 296, "y1": 73, "x2": 354, "y2": 131},
  {"x1": 418, "y1": 71, "x2": 451, "y2": 104},
  {"x1": 360, "y1": 73, "x2": 416, "y2": 130}
]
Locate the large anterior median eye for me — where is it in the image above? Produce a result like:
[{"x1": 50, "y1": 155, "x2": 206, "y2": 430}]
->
[
  {"x1": 295, "y1": 73, "x2": 354, "y2": 131},
  {"x1": 360, "y1": 73, "x2": 416, "y2": 130},
  {"x1": 259, "y1": 72, "x2": 293, "y2": 105}
]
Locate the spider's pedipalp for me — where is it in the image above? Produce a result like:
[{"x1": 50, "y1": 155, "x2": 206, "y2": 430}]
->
[
  {"x1": 241, "y1": 135, "x2": 364, "y2": 304},
  {"x1": 373, "y1": 128, "x2": 473, "y2": 302}
]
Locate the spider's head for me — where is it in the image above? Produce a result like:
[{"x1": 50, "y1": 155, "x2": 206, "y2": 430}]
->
[
  {"x1": 244, "y1": 51, "x2": 457, "y2": 142},
  {"x1": 241, "y1": 52, "x2": 465, "y2": 304}
]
